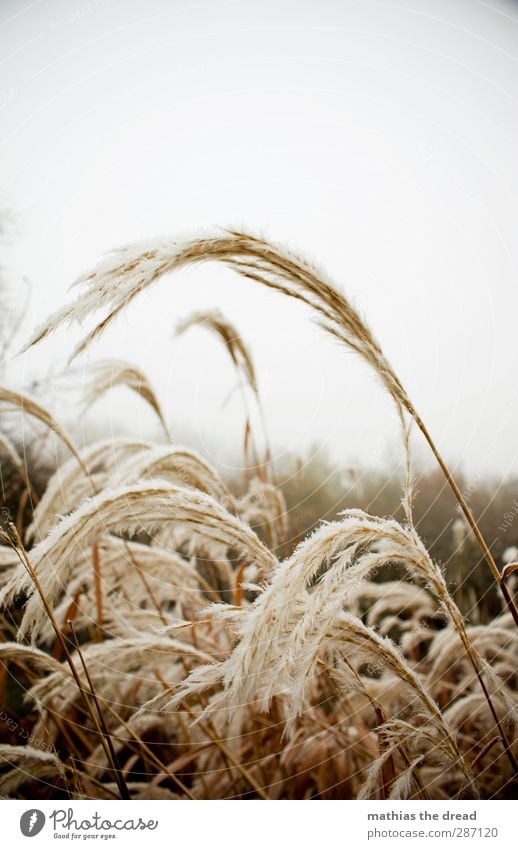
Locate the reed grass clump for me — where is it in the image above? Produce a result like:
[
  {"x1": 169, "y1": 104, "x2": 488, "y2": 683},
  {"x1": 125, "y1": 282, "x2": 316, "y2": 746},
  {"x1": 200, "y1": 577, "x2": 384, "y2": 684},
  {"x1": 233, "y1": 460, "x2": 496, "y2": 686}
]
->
[{"x1": 0, "y1": 229, "x2": 515, "y2": 800}]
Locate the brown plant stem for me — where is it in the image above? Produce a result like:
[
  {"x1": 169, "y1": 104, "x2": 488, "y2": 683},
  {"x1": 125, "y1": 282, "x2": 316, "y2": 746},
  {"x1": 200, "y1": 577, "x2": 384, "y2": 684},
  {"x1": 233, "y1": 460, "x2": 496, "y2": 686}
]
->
[
  {"x1": 181, "y1": 701, "x2": 271, "y2": 800},
  {"x1": 397, "y1": 407, "x2": 517, "y2": 774},
  {"x1": 91, "y1": 539, "x2": 104, "y2": 642},
  {"x1": 471, "y1": 735, "x2": 502, "y2": 771},
  {"x1": 1, "y1": 522, "x2": 129, "y2": 799},
  {"x1": 414, "y1": 413, "x2": 518, "y2": 629},
  {"x1": 67, "y1": 622, "x2": 130, "y2": 799},
  {"x1": 100, "y1": 699, "x2": 196, "y2": 799}
]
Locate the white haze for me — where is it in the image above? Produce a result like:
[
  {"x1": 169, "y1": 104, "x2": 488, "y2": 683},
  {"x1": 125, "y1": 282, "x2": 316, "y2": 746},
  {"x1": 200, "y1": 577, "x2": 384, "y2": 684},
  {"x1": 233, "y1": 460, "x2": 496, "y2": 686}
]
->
[{"x1": 1, "y1": 0, "x2": 518, "y2": 480}]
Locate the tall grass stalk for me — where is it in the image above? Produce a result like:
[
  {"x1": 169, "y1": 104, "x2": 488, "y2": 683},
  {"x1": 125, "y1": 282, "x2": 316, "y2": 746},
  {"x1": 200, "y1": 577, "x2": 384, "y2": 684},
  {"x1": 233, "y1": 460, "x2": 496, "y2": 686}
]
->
[
  {"x1": 0, "y1": 522, "x2": 130, "y2": 799},
  {"x1": 22, "y1": 229, "x2": 518, "y2": 626}
]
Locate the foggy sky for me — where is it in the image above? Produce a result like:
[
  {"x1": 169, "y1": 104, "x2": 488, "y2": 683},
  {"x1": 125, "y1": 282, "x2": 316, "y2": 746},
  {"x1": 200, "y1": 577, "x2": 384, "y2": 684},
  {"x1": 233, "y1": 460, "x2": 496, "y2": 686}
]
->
[{"x1": 1, "y1": 0, "x2": 518, "y2": 480}]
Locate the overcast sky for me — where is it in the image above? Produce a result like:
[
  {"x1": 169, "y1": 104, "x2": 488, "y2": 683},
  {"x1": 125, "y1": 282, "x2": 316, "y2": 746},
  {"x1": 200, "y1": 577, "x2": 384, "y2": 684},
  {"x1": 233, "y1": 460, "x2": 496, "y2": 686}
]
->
[{"x1": 1, "y1": 0, "x2": 518, "y2": 480}]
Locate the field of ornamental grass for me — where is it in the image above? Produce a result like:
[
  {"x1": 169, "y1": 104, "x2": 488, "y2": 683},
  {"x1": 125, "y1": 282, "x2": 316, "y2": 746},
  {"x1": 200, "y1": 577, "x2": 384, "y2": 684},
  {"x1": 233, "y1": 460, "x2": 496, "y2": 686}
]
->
[{"x1": 0, "y1": 230, "x2": 516, "y2": 800}]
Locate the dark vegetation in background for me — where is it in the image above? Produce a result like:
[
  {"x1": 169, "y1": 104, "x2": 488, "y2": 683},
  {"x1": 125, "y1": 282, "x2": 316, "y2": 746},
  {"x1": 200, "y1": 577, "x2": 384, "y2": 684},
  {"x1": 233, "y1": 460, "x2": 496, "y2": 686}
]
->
[
  {"x1": 1, "y1": 425, "x2": 517, "y2": 626},
  {"x1": 279, "y1": 451, "x2": 518, "y2": 621}
]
